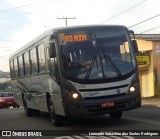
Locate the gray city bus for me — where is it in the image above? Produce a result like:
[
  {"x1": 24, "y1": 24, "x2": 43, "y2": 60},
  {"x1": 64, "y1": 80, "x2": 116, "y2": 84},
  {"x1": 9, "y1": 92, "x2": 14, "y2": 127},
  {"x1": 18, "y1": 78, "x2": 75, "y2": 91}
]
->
[{"x1": 9, "y1": 25, "x2": 141, "y2": 126}]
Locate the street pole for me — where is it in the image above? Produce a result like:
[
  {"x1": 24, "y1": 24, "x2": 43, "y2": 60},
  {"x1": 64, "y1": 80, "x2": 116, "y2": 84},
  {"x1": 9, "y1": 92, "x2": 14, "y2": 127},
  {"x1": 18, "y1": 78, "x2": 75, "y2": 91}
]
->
[{"x1": 57, "y1": 16, "x2": 76, "y2": 26}]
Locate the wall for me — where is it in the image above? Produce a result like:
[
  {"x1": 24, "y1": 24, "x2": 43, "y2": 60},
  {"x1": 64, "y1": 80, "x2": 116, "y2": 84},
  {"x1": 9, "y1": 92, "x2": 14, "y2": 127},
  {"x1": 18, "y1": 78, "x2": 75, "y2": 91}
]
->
[
  {"x1": 136, "y1": 40, "x2": 154, "y2": 97},
  {"x1": 152, "y1": 41, "x2": 160, "y2": 96}
]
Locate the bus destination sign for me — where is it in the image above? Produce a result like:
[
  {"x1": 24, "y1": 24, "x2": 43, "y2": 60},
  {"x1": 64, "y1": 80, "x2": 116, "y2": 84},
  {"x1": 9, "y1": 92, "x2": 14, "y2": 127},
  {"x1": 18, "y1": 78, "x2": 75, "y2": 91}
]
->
[{"x1": 65, "y1": 34, "x2": 87, "y2": 42}]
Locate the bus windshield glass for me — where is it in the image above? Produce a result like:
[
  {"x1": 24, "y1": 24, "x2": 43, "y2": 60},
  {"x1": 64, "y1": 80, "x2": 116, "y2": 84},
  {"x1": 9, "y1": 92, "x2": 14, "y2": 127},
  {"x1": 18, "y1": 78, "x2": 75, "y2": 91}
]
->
[{"x1": 58, "y1": 27, "x2": 135, "y2": 81}]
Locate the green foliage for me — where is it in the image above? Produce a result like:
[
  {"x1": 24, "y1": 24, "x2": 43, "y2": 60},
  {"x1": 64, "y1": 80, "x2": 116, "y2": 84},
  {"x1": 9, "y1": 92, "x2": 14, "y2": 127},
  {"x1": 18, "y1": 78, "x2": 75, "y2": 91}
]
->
[{"x1": 0, "y1": 81, "x2": 11, "y2": 92}]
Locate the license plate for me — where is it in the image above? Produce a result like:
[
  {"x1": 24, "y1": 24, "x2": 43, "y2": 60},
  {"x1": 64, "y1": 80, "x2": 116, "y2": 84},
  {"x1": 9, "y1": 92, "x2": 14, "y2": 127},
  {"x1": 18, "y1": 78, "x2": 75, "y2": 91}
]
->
[{"x1": 101, "y1": 102, "x2": 114, "y2": 108}]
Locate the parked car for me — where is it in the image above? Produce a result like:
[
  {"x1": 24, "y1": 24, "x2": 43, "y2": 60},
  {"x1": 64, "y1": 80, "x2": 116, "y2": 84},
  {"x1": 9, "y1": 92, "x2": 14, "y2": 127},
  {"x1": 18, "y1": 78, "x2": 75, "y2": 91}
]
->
[{"x1": 0, "y1": 92, "x2": 19, "y2": 109}]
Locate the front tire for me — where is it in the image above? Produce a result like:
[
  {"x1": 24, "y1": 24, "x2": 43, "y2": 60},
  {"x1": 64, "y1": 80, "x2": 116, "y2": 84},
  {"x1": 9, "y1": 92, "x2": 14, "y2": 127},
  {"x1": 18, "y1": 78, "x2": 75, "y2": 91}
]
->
[
  {"x1": 110, "y1": 111, "x2": 123, "y2": 119},
  {"x1": 48, "y1": 98, "x2": 64, "y2": 126}
]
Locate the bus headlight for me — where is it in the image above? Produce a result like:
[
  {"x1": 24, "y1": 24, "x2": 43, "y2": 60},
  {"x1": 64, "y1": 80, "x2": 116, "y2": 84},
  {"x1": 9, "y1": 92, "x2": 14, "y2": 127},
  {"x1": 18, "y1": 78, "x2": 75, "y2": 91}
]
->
[
  {"x1": 128, "y1": 81, "x2": 139, "y2": 94},
  {"x1": 68, "y1": 90, "x2": 82, "y2": 100},
  {"x1": 72, "y1": 93, "x2": 79, "y2": 99},
  {"x1": 128, "y1": 75, "x2": 140, "y2": 94},
  {"x1": 130, "y1": 86, "x2": 136, "y2": 93}
]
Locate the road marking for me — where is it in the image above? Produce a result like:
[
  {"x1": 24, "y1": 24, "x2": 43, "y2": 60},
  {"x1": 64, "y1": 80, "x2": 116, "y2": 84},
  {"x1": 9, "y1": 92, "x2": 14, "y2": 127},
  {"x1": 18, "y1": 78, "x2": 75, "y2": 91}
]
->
[
  {"x1": 124, "y1": 116, "x2": 160, "y2": 125},
  {"x1": 110, "y1": 136, "x2": 134, "y2": 139},
  {"x1": 142, "y1": 104, "x2": 160, "y2": 108},
  {"x1": 122, "y1": 136, "x2": 135, "y2": 139},
  {"x1": 55, "y1": 135, "x2": 134, "y2": 139},
  {"x1": 55, "y1": 136, "x2": 74, "y2": 139}
]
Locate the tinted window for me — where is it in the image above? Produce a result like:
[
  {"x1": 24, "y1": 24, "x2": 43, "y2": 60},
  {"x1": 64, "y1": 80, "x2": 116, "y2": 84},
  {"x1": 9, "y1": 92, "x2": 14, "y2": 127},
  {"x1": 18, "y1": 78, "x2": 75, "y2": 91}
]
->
[
  {"x1": 30, "y1": 48, "x2": 38, "y2": 74},
  {"x1": 59, "y1": 28, "x2": 135, "y2": 81},
  {"x1": 48, "y1": 44, "x2": 56, "y2": 76},
  {"x1": 37, "y1": 44, "x2": 45, "y2": 72},
  {"x1": 14, "y1": 58, "x2": 18, "y2": 78},
  {"x1": 50, "y1": 58, "x2": 56, "y2": 76},
  {"x1": 46, "y1": 47, "x2": 50, "y2": 72},
  {"x1": 10, "y1": 60, "x2": 14, "y2": 78},
  {"x1": 24, "y1": 52, "x2": 30, "y2": 75},
  {"x1": 18, "y1": 55, "x2": 24, "y2": 76}
]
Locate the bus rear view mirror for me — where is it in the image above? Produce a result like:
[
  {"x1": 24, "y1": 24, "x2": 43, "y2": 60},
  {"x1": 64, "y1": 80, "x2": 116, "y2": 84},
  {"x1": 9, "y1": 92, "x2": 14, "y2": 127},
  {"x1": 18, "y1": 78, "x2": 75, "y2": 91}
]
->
[
  {"x1": 132, "y1": 40, "x2": 139, "y2": 53},
  {"x1": 129, "y1": 30, "x2": 139, "y2": 54},
  {"x1": 49, "y1": 42, "x2": 56, "y2": 58}
]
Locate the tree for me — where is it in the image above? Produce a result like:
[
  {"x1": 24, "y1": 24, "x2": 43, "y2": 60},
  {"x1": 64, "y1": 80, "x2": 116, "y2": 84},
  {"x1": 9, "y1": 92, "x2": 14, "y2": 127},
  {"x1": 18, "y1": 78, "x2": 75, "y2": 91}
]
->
[{"x1": 0, "y1": 81, "x2": 11, "y2": 92}]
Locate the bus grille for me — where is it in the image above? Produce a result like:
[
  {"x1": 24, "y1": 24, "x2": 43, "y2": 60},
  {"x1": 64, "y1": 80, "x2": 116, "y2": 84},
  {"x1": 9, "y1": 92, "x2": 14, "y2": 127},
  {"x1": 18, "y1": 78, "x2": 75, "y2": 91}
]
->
[{"x1": 84, "y1": 93, "x2": 126, "y2": 100}]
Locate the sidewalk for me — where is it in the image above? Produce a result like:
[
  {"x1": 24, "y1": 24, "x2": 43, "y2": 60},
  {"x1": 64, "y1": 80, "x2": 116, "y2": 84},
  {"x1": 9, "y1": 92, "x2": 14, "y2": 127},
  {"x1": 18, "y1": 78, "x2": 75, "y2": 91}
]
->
[{"x1": 142, "y1": 97, "x2": 160, "y2": 107}]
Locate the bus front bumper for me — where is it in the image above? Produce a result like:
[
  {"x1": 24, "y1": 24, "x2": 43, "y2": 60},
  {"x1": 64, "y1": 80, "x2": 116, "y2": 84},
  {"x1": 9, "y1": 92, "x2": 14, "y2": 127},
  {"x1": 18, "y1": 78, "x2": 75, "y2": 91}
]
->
[{"x1": 63, "y1": 92, "x2": 141, "y2": 117}]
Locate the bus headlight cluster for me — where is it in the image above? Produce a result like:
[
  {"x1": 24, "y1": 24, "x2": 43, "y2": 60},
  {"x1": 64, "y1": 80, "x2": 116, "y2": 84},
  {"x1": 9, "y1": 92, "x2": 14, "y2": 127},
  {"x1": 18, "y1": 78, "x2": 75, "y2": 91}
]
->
[
  {"x1": 128, "y1": 75, "x2": 140, "y2": 94},
  {"x1": 128, "y1": 81, "x2": 139, "y2": 94}
]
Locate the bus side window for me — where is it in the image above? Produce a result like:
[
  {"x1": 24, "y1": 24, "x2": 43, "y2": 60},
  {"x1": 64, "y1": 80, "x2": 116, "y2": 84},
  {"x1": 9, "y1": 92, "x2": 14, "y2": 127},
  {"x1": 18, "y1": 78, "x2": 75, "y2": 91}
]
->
[
  {"x1": 30, "y1": 48, "x2": 38, "y2": 74},
  {"x1": 51, "y1": 58, "x2": 56, "y2": 77},
  {"x1": 37, "y1": 43, "x2": 46, "y2": 73},
  {"x1": 24, "y1": 52, "x2": 30, "y2": 75},
  {"x1": 10, "y1": 60, "x2": 14, "y2": 79},
  {"x1": 46, "y1": 47, "x2": 50, "y2": 73},
  {"x1": 14, "y1": 58, "x2": 19, "y2": 78},
  {"x1": 49, "y1": 45, "x2": 57, "y2": 78},
  {"x1": 18, "y1": 55, "x2": 24, "y2": 77}
]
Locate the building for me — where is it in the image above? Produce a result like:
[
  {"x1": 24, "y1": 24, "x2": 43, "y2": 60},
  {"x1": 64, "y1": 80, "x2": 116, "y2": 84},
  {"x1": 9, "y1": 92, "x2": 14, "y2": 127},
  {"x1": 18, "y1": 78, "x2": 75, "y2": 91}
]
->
[
  {"x1": 136, "y1": 34, "x2": 160, "y2": 97},
  {"x1": 0, "y1": 78, "x2": 10, "y2": 83}
]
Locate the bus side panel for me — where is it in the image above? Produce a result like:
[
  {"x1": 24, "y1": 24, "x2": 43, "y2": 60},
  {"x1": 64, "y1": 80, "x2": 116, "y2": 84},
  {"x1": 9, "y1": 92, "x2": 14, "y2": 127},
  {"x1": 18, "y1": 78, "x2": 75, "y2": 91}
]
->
[
  {"x1": 11, "y1": 80, "x2": 24, "y2": 106},
  {"x1": 11, "y1": 74, "x2": 50, "y2": 112},
  {"x1": 28, "y1": 74, "x2": 59, "y2": 112},
  {"x1": 12, "y1": 73, "x2": 66, "y2": 115},
  {"x1": 49, "y1": 77, "x2": 65, "y2": 116}
]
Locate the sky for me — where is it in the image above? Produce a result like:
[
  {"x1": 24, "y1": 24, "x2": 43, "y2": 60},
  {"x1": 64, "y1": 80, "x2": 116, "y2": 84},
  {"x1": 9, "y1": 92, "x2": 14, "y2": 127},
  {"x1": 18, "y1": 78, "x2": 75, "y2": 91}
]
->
[{"x1": 1, "y1": 0, "x2": 160, "y2": 72}]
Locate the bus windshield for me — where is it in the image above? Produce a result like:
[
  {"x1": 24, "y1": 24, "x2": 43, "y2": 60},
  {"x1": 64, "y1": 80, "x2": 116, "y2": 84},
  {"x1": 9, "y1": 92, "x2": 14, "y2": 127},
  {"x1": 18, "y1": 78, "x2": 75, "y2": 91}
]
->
[{"x1": 58, "y1": 27, "x2": 135, "y2": 81}]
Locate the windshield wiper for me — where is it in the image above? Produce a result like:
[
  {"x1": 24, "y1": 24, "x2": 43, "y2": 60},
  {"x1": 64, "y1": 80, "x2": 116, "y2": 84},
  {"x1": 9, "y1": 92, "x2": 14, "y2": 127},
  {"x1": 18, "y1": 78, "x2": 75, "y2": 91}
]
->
[
  {"x1": 94, "y1": 43, "x2": 122, "y2": 77},
  {"x1": 103, "y1": 53, "x2": 122, "y2": 77},
  {"x1": 85, "y1": 53, "x2": 98, "y2": 80}
]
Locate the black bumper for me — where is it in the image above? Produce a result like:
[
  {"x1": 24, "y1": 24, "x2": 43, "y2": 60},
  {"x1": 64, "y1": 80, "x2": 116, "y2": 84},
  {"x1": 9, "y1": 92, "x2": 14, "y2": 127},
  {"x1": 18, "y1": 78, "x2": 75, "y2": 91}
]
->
[{"x1": 63, "y1": 92, "x2": 141, "y2": 117}]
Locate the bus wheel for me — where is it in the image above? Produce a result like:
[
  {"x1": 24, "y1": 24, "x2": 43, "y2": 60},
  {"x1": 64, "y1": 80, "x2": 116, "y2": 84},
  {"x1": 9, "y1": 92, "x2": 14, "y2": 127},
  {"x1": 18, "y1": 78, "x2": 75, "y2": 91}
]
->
[
  {"x1": 48, "y1": 98, "x2": 63, "y2": 126},
  {"x1": 23, "y1": 98, "x2": 40, "y2": 117},
  {"x1": 109, "y1": 111, "x2": 123, "y2": 119}
]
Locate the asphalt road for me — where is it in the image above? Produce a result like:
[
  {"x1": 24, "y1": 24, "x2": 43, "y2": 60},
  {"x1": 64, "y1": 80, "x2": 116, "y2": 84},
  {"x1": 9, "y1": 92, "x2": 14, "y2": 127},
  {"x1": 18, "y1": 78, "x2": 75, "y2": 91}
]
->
[{"x1": 0, "y1": 106, "x2": 160, "y2": 139}]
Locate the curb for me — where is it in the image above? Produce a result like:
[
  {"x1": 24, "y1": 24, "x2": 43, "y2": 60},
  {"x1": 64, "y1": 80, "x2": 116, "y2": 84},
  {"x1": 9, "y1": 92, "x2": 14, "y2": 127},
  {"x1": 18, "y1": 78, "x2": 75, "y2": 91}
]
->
[{"x1": 142, "y1": 103, "x2": 160, "y2": 107}]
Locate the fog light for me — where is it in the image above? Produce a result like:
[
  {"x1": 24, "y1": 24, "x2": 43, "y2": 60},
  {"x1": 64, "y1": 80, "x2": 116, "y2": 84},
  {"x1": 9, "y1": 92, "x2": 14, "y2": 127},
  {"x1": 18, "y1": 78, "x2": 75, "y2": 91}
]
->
[
  {"x1": 130, "y1": 86, "x2": 135, "y2": 92},
  {"x1": 72, "y1": 93, "x2": 79, "y2": 99}
]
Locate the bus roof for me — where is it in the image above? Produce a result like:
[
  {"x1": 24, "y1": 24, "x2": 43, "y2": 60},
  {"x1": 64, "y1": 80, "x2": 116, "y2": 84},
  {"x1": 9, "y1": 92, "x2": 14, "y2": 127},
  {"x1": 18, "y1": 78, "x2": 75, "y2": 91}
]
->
[{"x1": 9, "y1": 25, "x2": 127, "y2": 59}]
